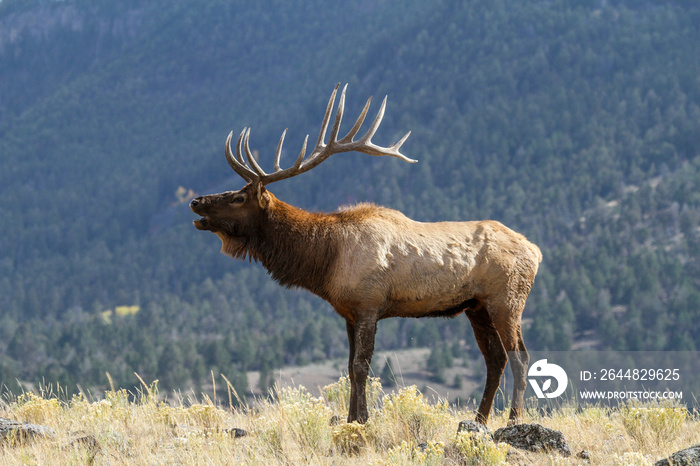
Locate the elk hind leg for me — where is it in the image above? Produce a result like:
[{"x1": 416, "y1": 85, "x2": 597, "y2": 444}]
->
[
  {"x1": 505, "y1": 330, "x2": 528, "y2": 424},
  {"x1": 466, "y1": 304, "x2": 508, "y2": 425}
]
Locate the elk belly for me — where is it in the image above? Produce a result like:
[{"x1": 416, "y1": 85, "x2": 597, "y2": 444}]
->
[{"x1": 381, "y1": 238, "x2": 483, "y2": 317}]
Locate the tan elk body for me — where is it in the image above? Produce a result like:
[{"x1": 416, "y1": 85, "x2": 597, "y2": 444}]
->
[{"x1": 191, "y1": 84, "x2": 541, "y2": 424}]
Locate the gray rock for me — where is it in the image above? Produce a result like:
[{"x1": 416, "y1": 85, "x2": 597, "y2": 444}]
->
[
  {"x1": 448, "y1": 420, "x2": 499, "y2": 464},
  {"x1": 457, "y1": 419, "x2": 493, "y2": 441},
  {"x1": 494, "y1": 423, "x2": 571, "y2": 457},
  {"x1": 225, "y1": 427, "x2": 247, "y2": 438},
  {"x1": 0, "y1": 417, "x2": 56, "y2": 443},
  {"x1": 67, "y1": 434, "x2": 101, "y2": 458},
  {"x1": 69, "y1": 434, "x2": 99, "y2": 448},
  {"x1": 655, "y1": 444, "x2": 700, "y2": 466}
]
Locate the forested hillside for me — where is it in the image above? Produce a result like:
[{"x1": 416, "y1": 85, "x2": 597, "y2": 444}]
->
[{"x1": 1, "y1": 0, "x2": 699, "y2": 399}]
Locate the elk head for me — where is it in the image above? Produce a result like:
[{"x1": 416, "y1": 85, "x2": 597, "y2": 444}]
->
[
  {"x1": 191, "y1": 184, "x2": 263, "y2": 233},
  {"x1": 190, "y1": 83, "x2": 415, "y2": 242}
]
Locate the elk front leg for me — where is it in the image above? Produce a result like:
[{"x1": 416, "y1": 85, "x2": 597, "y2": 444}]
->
[
  {"x1": 345, "y1": 320, "x2": 357, "y2": 422},
  {"x1": 347, "y1": 317, "x2": 377, "y2": 423}
]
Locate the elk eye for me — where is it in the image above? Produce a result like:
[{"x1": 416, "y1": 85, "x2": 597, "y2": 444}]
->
[{"x1": 231, "y1": 195, "x2": 245, "y2": 204}]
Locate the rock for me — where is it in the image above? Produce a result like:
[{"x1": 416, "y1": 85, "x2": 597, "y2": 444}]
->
[
  {"x1": 578, "y1": 449, "x2": 591, "y2": 460},
  {"x1": 0, "y1": 417, "x2": 56, "y2": 444},
  {"x1": 225, "y1": 427, "x2": 247, "y2": 438},
  {"x1": 457, "y1": 420, "x2": 493, "y2": 441},
  {"x1": 449, "y1": 420, "x2": 502, "y2": 464},
  {"x1": 67, "y1": 434, "x2": 102, "y2": 458},
  {"x1": 654, "y1": 444, "x2": 700, "y2": 466},
  {"x1": 69, "y1": 434, "x2": 100, "y2": 450},
  {"x1": 494, "y1": 423, "x2": 571, "y2": 457}
]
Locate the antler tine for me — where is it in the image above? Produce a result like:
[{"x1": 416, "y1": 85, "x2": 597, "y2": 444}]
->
[
  {"x1": 225, "y1": 130, "x2": 257, "y2": 183},
  {"x1": 328, "y1": 83, "x2": 346, "y2": 146},
  {"x1": 242, "y1": 129, "x2": 268, "y2": 178},
  {"x1": 294, "y1": 135, "x2": 308, "y2": 171},
  {"x1": 273, "y1": 129, "x2": 287, "y2": 172},
  {"x1": 338, "y1": 95, "x2": 371, "y2": 145},
  {"x1": 361, "y1": 95, "x2": 387, "y2": 145},
  {"x1": 392, "y1": 131, "x2": 412, "y2": 154},
  {"x1": 235, "y1": 129, "x2": 246, "y2": 165},
  {"x1": 316, "y1": 83, "x2": 341, "y2": 150}
]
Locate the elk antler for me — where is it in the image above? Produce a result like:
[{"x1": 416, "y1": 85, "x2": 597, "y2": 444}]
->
[{"x1": 224, "y1": 83, "x2": 415, "y2": 189}]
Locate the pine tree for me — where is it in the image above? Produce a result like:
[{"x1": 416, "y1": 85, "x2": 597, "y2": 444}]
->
[{"x1": 380, "y1": 358, "x2": 397, "y2": 387}]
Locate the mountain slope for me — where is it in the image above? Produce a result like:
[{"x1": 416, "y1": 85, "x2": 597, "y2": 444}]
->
[{"x1": 1, "y1": 0, "x2": 699, "y2": 394}]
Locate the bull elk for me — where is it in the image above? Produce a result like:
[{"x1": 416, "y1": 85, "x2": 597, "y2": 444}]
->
[{"x1": 190, "y1": 84, "x2": 542, "y2": 424}]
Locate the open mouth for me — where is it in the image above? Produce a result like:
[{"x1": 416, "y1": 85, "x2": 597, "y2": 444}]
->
[{"x1": 193, "y1": 217, "x2": 210, "y2": 230}]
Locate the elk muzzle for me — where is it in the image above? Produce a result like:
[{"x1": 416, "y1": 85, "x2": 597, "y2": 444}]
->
[{"x1": 190, "y1": 197, "x2": 211, "y2": 230}]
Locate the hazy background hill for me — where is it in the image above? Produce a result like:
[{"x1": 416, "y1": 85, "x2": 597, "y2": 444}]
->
[{"x1": 1, "y1": 0, "x2": 699, "y2": 401}]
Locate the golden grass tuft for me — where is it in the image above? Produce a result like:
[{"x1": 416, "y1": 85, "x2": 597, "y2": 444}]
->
[
  {"x1": 0, "y1": 378, "x2": 698, "y2": 465},
  {"x1": 452, "y1": 430, "x2": 508, "y2": 465},
  {"x1": 619, "y1": 399, "x2": 687, "y2": 449}
]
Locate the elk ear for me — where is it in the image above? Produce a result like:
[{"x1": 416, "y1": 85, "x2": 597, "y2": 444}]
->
[{"x1": 256, "y1": 185, "x2": 270, "y2": 208}]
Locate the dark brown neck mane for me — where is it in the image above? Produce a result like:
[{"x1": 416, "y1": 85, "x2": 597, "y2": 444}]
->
[{"x1": 220, "y1": 198, "x2": 339, "y2": 298}]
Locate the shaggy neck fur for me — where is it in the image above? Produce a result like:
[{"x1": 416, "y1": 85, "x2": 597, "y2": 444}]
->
[{"x1": 219, "y1": 197, "x2": 341, "y2": 299}]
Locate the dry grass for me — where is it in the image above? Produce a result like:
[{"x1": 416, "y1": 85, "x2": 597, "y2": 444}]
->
[{"x1": 1, "y1": 378, "x2": 698, "y2": 465}]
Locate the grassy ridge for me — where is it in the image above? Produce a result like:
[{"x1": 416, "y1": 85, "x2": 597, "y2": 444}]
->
[{"x1": 1, "y1": 378, "x2": 697, "y2": 465}]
